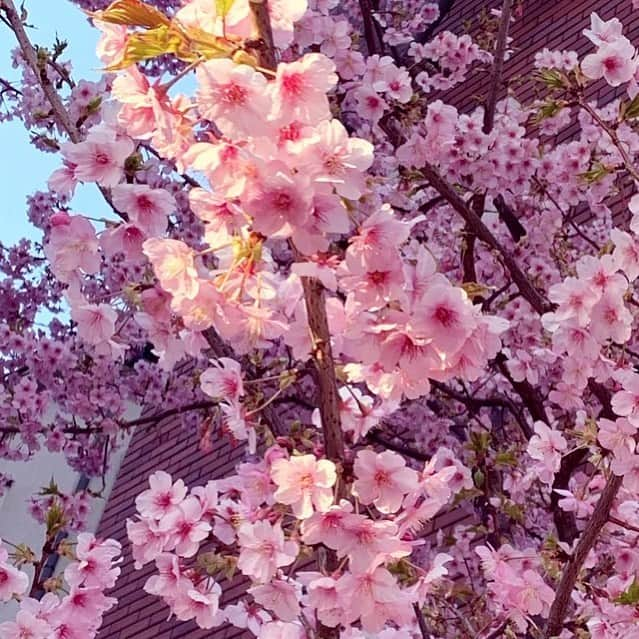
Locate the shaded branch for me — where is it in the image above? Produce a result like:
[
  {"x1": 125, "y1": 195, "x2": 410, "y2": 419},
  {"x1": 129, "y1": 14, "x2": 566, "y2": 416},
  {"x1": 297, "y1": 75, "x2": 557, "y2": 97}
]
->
[
  {"x1": 543, "y1": 472, "x2": 623, "y2": 638},
  {"x1": 420, "y1": 160, "x2": 551, "y2": 315},
  {"x1": 543, "y1": 384, "x2": 621, "y2": 637},
  {"x1": 358, "y1": 0, "x2": 384, "y2": 55},
  {"x1": 413, "y1": 603, "x2": 431, "y2": 639},
  {"x1": 122, "y1": 400, "x2": 217, "y2": 429},
  {"x1": 367, "y1": 431, "x2": 430, "y2": 462}
]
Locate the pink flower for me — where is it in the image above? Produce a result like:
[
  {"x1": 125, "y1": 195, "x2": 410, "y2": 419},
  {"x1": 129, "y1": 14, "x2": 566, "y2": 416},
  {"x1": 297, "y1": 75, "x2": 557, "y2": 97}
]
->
[
  {"x1": 112, "y1": 184, "x2": 175, "y2": 237},
  {"x1": 100, "y1": 224, "x2": 145, "y2": 261},
  {"x1": 548, "y1": 277, "x2": 599, "y2": 326},
  {"x1": 143, "y1": 238, "x2": 199, "y2": 303},
  {"x1": 527, "y1": 422, "x2": 567, "y2": 470},
  {"x1": 612, "y1": 373, "x2": 639, "y2": 425},
  {"x1": 71, "y1": 303, "x2": 117, "y2": 348},
  {"x1": 353, "y1": 87, "x2": 388, "y2": 123},
  {"x1": 44, "y1": 215, "x2": 100, "y2": 282},
  {"x1": 336, "y1": 386, "x2": 393, "y2": 441},
  {"x1": 143, "y1": 553, "x2": 188, "y2": 601},
  {"x1": 349, "y1": 205, "x2": 419, "y2": 266},
  {"x1": 135, "y1": 470, "x2": 187, "y2": 520},
  {"x1": 242, "y1": 168, "x2": 313, "y2": 237},
  {"x1": 196, "y1": 59, "x2": 271, "y2": 137},
  {"x1": 173, "y1": 582, "x2": 223, "y2": 629},
  {"x1": 337, "y1": 516, "x2": 412, "y2": 571},
  {"x1": 583, "y1": 13, "x2": 624, "y2": 47},
  {"x1": 0, "y1": 561, "x2": 28, "y2": 602},
  {"x1": 126, "y1": 518, "x2": 167, "y2": 568},
  {"x1": 224, "y1": 600, "x2": 271, "y2": 635},
  {"x1": 414, "y1": 284, "x2": 475, "y2": 354},
  {"x1": 158, "y1": 496, "x2": 211, "y2": 558},
  {"x1": 236, "y1": 520, "x2": 298, "y2": 582},
  {"x1": 48, "y1": 162, "x2": 77, "y2": 198},
  {"x1": 302, "y1": 574, "x2": 344, "y2": 627},
  {"x1": 249, "y1": 579, "x2": 300, "y2": 622},
  {"x1": 59, "y1": 585, "x2": 116, "y2": 623},
  {"x1": 598, "y1": 418, "x2": 637, "y2": 457},
  {"x1": 199, "y1": 358, "x2": 244, "y2": 403},
  {"x1": 581, "y1": 38, "x2": 637, "y2": 87},
  {"x1": 611, "y1": 228, "x2": 639, "y2": 281},
  {"x1": 270, "y1": 455, "x2": 336, "y2": 518},
  {"x1": 352, "y1": 449, "x2": 419, "y2": 513},
  {"x1": 259, "y1": 621, "x2": 305, "y2": 639},
  {"x1": 589, "y1": 290, "x2": 633, "y2": 344},
  {"x1": 336, "y1": 567, "x2": 412, "y2": 633},
  {"x1": 94, "y1": 19, "x2": 128, "y2": 66},
  {"x1": 0, "y1": 609, "x2": 51, "y2": 639},
  {"x1": 296, "y1": 119, "x2": 373, "y2": 199},
  {"x1": 61, "y1": 131, "x2": 134, "y2": 187},
  {"x1": 339, "y1": 249, "x2": 405, "y2": 306},
  {"x1": 272, "y1": 53, "x2": 337, "y2": 124},
  {"x1": 301, "y1": 501, "x2": 356, "y2": 549},
  {"x1": 64, "y1": 534, "x2": 121, "y2": 589}
]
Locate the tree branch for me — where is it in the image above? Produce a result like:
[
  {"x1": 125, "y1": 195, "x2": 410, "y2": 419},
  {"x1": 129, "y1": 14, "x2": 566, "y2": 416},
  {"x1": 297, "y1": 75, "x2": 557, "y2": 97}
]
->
[
  {"x1": 367, "y1": 431, "x2": 430, "y2": 462},
  {"x1": 122, "y1": 400, "x2": 217, "y2": 429},
  {"x1": 413, "y1": 603, "x2": 431, "y2": 638},
  {"x1": 483, "y1": 0, "x2": 512, "y2": 135},
  {"x1": 420, "y1": 160, "x2": 551, "y2": 315},
  {"x1": 248, "y1": 0, "x2": 277, "y2": 70},
  {"x1": 1, "y1": 0, "x2": 80, "y2": 143},
  {"x1": 0, "y1": 0, "x2": 122, "y2": 220},
  {"x1": 358, "y1": 0, "x2": 384, "y2": 55},
  {"x1": 543, "y1": 472, "x2": 623, "y2": 638},
  {"x1": 299, "y1": 274, "x2": 345, "y2": 464},
  {"x1": 463, "y1": 0, "x2": 512, "y2": 289}
]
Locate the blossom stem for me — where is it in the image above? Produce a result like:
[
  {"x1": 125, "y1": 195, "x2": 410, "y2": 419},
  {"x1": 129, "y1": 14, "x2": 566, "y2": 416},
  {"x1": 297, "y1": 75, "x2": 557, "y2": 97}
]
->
[{"x1": 579, "y1": 99, "x2": 639, "y2": 184}]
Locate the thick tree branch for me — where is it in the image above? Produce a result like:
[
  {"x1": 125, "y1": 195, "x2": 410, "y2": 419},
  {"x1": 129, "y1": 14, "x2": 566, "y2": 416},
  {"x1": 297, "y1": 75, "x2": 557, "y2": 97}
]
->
[
  {"x1": 543, "y1": 473, "x2": 623, "y2": 638},
  {"x1": 543, "y1": 383, "x2": 621, "y2": 637},
  {"x1": 248, "y1": 0, "x2": 277, "y2": 70},
  {"x1": 299, "y1": 275, "x2": 345, "y2": 464},
  {"x1": 358, "y1": 0, "x2": 384, "y2": 55}
]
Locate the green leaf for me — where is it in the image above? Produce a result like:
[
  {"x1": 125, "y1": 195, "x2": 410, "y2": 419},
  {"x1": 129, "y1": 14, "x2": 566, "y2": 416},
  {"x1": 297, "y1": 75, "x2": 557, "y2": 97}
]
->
[
  {"x1": 616, "y1": 578, "x2": 639, "y2": 605},
  {"x1": 620, "y1": 94, "x2": 639, "y2": 121},
  {"x1": 216, "y1": 0, "x2": 237, "y2": 18},
  {"x1": 105, "y1": 25, "x2": 184, "y2": 71},
  {"x1": 532, "y1": 100, "x2": 564, "y2": 125},
  {"x1": 94, "y1": 0, "x2": 171, "y2": 28},
  {"x1": 579, "y1": 161, "x2": 614, "y2": 184},
  {"x1": 534, "y1": 68, "x2": 569, "y2": 90}
]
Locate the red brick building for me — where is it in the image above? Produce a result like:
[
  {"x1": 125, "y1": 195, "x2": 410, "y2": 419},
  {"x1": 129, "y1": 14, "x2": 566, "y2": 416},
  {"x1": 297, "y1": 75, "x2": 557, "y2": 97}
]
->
[{"x1": 96, "y1": 1, "x2": 638, "y2": 637}]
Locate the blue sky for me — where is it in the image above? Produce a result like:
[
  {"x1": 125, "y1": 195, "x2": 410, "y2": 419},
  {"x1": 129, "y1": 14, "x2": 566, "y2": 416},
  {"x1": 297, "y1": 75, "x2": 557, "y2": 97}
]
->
[{"x1": 0, "y1": 1, "x2": 103, "y2": 245}]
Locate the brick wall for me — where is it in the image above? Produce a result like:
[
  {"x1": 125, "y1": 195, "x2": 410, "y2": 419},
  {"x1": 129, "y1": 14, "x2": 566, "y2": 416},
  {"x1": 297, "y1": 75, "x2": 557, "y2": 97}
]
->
[
  {"x1": 96, "y1": 406, "x2": 252, "y2": 639},
  {"x1": 96, "y1": 1, "x2": 638, "y2": 637}
]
